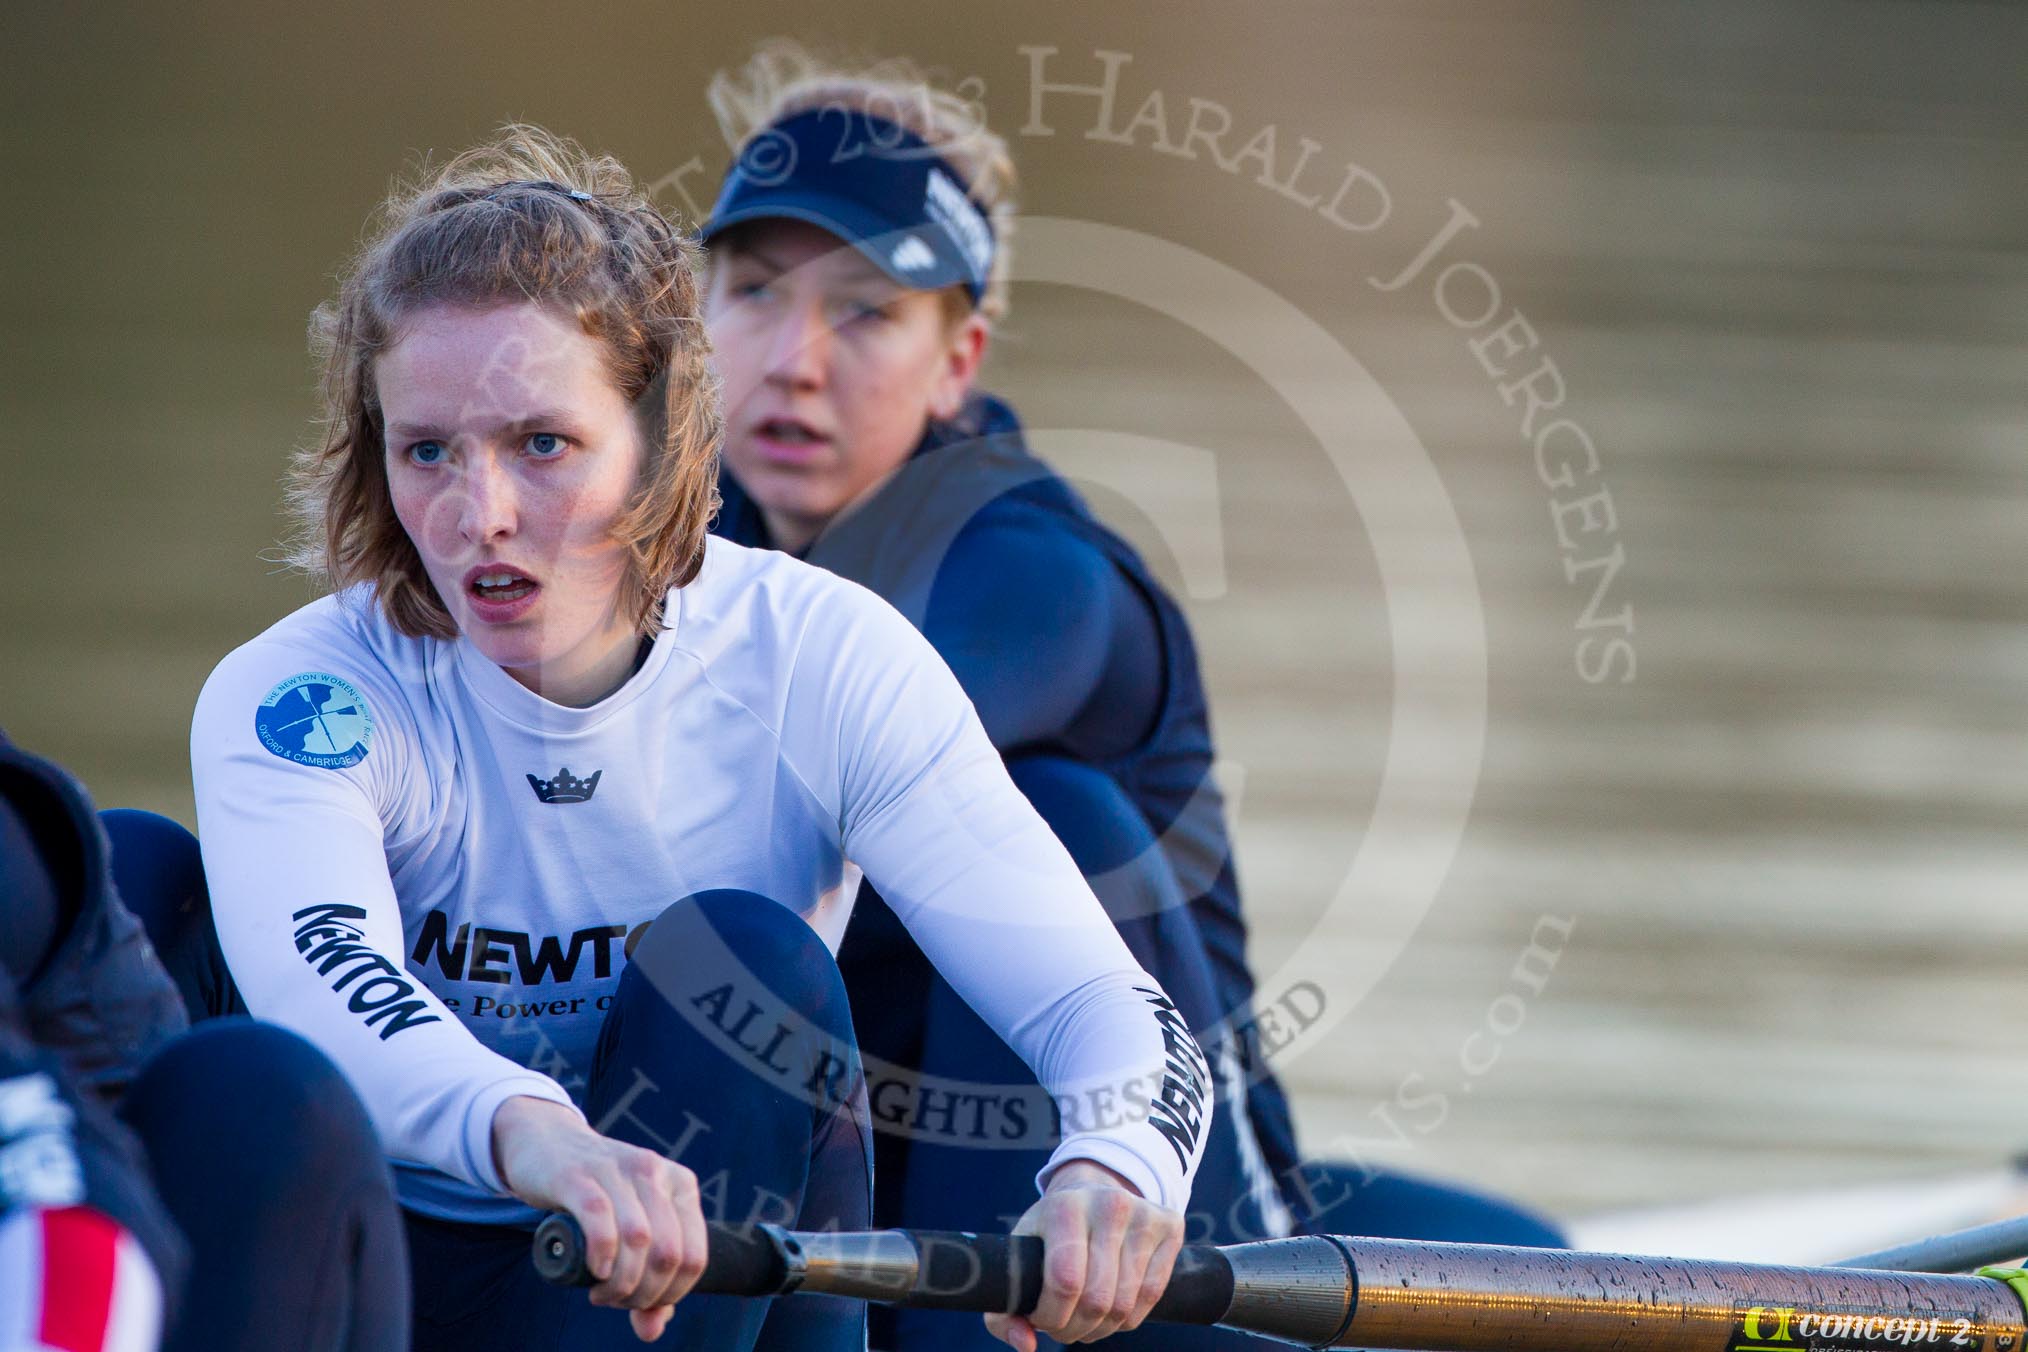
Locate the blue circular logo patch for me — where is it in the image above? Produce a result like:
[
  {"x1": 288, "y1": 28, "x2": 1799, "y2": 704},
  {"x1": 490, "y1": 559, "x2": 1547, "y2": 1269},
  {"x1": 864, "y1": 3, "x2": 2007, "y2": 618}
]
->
[{"x1": 254, "y1": 673, "x2": 375, "y2": 770}]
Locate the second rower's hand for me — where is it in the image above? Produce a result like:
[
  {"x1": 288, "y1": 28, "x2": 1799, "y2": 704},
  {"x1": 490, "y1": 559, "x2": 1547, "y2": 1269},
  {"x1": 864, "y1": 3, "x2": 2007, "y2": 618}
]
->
[
  {"x1": 984, "y1": 1159, "x2": 1186, "y2": 1351},
  {"x1": 491, "y1": 1096, "x2": 707, "y2": 1342}
]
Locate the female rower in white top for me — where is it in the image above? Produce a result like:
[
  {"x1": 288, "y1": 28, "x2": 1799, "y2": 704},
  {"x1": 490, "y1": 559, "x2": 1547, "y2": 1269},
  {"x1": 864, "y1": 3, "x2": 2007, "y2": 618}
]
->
[{"x1": 187, "y1": 126, "x2": 1209, "y2": 1352}]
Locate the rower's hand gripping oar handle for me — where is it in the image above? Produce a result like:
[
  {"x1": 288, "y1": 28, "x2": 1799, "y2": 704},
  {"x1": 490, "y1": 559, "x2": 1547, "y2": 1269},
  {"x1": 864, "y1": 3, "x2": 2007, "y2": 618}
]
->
[
  {"x1": 533, "y1": 1212, "x2": 786, "y2": 1295},
  {"x1": 532, "y1": 1211, "x2": 1238, "y2": 1323}
]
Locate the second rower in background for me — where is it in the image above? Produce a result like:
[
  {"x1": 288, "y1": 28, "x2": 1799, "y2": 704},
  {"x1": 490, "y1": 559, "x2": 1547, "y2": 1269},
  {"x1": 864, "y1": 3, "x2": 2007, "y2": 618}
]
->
[{"x1": 701, "y1": 40, "x2": 1565, "y2": 1352}]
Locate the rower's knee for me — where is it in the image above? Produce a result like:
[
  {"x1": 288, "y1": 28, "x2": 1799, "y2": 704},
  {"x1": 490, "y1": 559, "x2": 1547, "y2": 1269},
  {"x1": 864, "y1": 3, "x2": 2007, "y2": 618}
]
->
[
  {"x1": 124, "y1": 1020, "x2": 386, "y2": 1195},
  {"x1": 1006, "y1": 754, "x2": 1183, "y2": 924},
  {"x1": 100, "y1": 809, "x2": 205, "y2": 948},
  {"x1": 623, "y1": 890, "x2": 853, "y2": 1045},
  {"x1": 122, "y1": 1021, "x2": 407, "y2": 1348},
  {"x1": 101, "y1": 808, "x2": 239, "y2": 1022}
]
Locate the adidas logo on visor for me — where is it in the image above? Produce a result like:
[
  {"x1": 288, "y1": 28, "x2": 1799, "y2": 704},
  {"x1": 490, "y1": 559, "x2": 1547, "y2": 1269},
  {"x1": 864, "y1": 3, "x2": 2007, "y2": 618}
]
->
[{"x1": 889, "y1": 237, "x2": 937, "y2": 273}]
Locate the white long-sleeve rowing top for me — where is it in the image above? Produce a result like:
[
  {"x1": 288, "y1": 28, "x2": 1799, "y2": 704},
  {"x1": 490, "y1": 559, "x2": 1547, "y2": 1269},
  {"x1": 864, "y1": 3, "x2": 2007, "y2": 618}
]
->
[{"x1": 190, "y1": 538, "x2": 1209, "y2": 1223}]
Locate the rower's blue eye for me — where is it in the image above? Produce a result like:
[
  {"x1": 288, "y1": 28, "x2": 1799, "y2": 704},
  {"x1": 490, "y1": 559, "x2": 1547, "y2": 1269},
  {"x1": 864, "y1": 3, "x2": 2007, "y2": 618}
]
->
[
  {"x1": 526, "y1": 433, "x2": 567, "y2": 458},
  {"x1": 407, "y1": 441, "x2": 446, "y2": 466}
]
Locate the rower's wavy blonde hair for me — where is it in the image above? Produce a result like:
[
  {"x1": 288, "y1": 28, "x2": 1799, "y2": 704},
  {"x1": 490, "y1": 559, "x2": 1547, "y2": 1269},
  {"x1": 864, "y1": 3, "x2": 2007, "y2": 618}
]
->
[
  {"x1": 706, "y1": 39, "x2": 1018, "y2": 323},
  {"x1": 286, "y1": 124, "x2": 719, "y2": 638}
]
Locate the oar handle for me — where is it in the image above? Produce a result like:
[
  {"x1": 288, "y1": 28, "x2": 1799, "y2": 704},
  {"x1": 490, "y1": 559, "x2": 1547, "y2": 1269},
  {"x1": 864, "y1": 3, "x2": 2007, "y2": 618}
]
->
[
  {"x1": 532, "y1": 1212, "x2": 786, "y2": 1293},
  {"x1": 531, "y1": 1212, "x2": 1237, "y2": 1323}
]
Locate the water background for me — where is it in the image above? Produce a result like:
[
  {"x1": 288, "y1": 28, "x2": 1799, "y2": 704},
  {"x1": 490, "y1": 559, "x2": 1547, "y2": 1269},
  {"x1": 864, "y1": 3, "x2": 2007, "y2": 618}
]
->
[{"x1": 4, "y1": 1, "x2": 2023, "y2": 1220}]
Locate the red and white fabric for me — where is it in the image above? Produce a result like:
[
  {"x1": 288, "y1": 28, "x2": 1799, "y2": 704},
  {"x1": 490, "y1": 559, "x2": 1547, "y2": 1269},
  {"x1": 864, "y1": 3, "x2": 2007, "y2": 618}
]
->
[{"x1": 0, "y1": 1207, "x2": 161, "y2": 1352}]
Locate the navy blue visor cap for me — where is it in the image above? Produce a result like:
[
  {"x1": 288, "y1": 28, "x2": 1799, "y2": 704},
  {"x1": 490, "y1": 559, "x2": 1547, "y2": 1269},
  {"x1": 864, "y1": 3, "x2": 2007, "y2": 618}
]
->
[{"x1": 701, "y1": 108, "x2": 995, "y2": 306}]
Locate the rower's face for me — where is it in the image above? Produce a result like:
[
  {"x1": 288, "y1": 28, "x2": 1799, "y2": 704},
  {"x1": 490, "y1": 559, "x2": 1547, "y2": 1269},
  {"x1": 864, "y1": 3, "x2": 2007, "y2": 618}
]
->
[
  {"x1": 378, "y1": 301, "x2": 644, "y2": 702},
  {"x1": 705, "y1": 218, "x2": 985, "y2": 551}
]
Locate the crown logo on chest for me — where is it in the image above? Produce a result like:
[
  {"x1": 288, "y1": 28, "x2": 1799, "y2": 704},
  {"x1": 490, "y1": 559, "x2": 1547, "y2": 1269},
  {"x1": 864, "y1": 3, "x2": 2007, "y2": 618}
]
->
[{"x1": 527, "y1": 767, "x2": 602, "y2": 804}]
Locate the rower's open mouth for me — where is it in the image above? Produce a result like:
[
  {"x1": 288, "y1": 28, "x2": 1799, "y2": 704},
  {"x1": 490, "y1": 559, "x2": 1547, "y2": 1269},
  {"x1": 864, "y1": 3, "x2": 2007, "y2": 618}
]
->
[
  {"x1": 466, "y1": 567, "x2": 539, "y2": 603},
  {"x1": 757, "y1": 417, "x2": 827, "y2": 446}
]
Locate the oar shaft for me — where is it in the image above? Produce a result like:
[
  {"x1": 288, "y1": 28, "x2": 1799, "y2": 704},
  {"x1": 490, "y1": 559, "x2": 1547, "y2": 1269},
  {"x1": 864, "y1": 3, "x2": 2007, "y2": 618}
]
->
[
  {"x1": 1333, "y1": 1237, "x2": 2026, "y2": 1351},
  {"x1": 532, "y1": 1214, "x2": 2028, "y2": 1351},
  {"x1": 1837, "y1": 1214, "x2": 2028, "y2": 1274}
]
